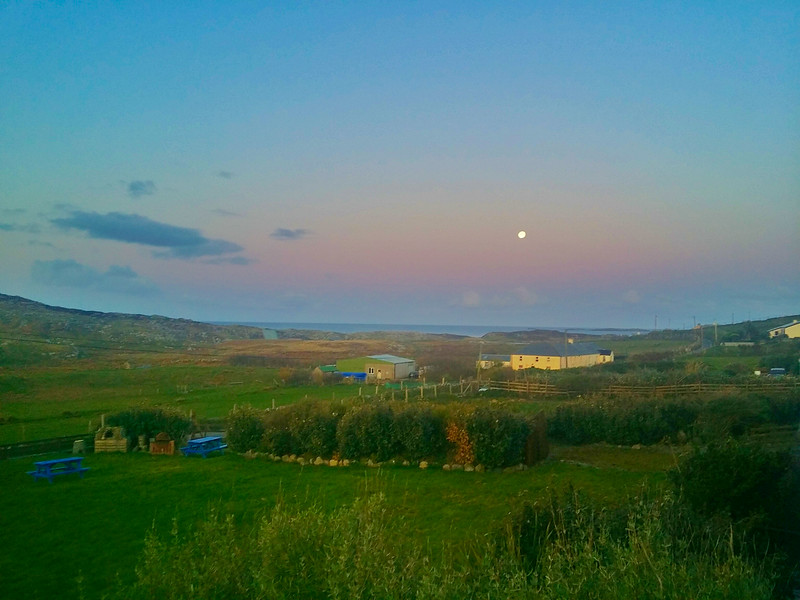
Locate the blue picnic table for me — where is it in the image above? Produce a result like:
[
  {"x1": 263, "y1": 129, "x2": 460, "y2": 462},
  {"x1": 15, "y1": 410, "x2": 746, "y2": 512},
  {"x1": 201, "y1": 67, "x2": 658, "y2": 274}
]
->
[
  {"x1": 27, "y1": 456, "x2": 90, "y2": 483},
  {"x1": 180, "y1": 436, "x2": 228, "y2": 458}
]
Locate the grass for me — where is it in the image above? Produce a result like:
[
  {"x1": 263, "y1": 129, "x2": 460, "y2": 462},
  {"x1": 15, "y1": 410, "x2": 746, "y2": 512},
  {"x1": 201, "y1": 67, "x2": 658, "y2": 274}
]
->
[
  {"x1": 0, "y1": 445, "x2": 670, "y2": 600},
  {"x1": 0, "y1": 366, "x2": 372, "y2": 443}
]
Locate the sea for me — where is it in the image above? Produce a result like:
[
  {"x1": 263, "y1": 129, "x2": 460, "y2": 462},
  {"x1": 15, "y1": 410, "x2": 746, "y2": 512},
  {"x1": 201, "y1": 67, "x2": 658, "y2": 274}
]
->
[{"x1": 219, "y1": 321, "x2": 649, "y2": 338}]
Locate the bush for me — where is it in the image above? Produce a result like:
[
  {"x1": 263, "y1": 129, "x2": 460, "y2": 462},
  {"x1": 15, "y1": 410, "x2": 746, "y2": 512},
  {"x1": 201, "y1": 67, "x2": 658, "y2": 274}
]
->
[
  {"x1": 548, "y1": 398, "x2": 700, "y2": 446},
  {"x1": 107, "y1": 408, "x2": 192, "y2": 449},
  {"x1": 336, "y1": 404, "x2": 397, "y2": 461},
  {"x1": 466, "y1": 406, "x2": 530, "y2": 468},
  {"x1": 287, "y1": 401, "x2": 341, "y2": 457},
  {"x1": 226, "y1": 405, "x2": 266, "y2": 453},
  {"x1": 260, "y1": 407, "x2": 297, "y2": 456},
  {"x1": 669, "y1": 440, "x2": 797, "y2": 522},
  {"x1": 392, "y1": 403, "x2": 445, "y2": 462}
]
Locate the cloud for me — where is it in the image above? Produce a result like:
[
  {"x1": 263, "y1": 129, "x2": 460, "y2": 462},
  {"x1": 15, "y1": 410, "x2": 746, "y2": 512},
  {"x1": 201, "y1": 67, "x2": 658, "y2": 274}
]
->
[
  {"x1": 212, "y1": 208, "x2": 241, "y2": 217},
  {"x1": 0, "y1": 222, "x2": 40, "y2": 233},
  {"x1": 51, "y1": 210, "x2": 246, "y2": 260},
  {"x1": 270, "y1": 228, "x2": 310, "y2": 241},
  {"x1": 457, "y1": 287, "x2": 540, "y2": 309},
  {"x1": 622, "y1": 289, "x2": 641, "y2": 304},
  {"x1": 460, "y1": 290, "x2": 482, "y2": 308},
  {"x1": 217, "y1": 171, "x2": 234, "y2": 179},
  {"x1": 204, "y1": 256, "x2": 256, "y2": 266},
  {"x1": 128, "y1": 180, "x2": 156, "y2": 198},
  {"x1": 2, "y1": 208, "x2": 26, "y2": 215},
  {"x1": 31, "y1": 260, "x2": 159, "y2": 295}
]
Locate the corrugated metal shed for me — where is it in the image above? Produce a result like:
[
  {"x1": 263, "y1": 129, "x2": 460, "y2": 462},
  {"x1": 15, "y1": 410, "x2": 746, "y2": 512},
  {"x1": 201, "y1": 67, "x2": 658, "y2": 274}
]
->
[{"x1": 368, "y1": 354, "x2": 415, "y2": 364}]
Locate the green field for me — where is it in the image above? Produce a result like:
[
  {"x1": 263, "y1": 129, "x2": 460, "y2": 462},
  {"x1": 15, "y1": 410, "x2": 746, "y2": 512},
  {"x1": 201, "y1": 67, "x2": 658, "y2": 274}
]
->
[
  {"x1": 0, "y1": 366, "x2": 374, "y2": 444},
  {"x1": 0, "y1": 444, "x2": 669, "y2": 600}
]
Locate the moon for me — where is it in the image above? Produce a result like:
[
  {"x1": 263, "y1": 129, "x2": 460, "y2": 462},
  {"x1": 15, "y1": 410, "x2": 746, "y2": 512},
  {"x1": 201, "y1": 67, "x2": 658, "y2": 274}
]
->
[{"x1": 517, "y1": 230, "x2": 526, "y2": 239}]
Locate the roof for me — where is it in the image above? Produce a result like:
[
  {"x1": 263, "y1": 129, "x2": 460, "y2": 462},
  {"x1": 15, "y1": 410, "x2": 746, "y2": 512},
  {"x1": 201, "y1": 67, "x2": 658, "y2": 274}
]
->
[
  {"x1": 316, "y1": 364, "x2": 337, "y2": 373},
  {"x1": 480, "y1": 354, "x2": 511, "y2": 361},
  {"x1": 768, "y1": 320, "x2": 800, "y2": 332},
  {"x1": 516, "y1": 342, "x2": 606, "y2": 357},
  {"x1": 367, "y1": 354, "x2": 415, "y2": 364}
]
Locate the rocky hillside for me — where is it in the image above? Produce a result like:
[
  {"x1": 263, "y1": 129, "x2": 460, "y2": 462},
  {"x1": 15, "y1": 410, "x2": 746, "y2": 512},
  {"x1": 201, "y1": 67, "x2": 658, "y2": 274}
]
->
[{"x1": 0, "y1": 293, "x2": 265, "y2": 347}]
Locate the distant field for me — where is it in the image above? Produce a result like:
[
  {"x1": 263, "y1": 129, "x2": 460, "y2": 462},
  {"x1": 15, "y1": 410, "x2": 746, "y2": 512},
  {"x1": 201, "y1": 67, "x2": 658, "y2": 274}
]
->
[
  {"x1": 0, "y1": 365, "x2": 373, "y2": 444},
  {"x1": 0, "y1": 444, "x2": 670, "y2": 600}
]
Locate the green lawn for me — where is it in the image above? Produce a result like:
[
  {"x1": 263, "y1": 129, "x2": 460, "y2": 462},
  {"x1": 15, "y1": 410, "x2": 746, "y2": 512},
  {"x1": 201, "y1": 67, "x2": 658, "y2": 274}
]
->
[{"x1": 1, "y1": 445, "x2": 670, "y2": 600}]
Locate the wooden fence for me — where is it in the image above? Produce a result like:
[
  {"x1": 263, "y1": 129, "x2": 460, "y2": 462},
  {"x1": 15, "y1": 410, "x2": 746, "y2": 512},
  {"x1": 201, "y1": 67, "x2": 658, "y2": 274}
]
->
[{"x1": 482, "y1": 380, "x2": 799, "y2": 397}]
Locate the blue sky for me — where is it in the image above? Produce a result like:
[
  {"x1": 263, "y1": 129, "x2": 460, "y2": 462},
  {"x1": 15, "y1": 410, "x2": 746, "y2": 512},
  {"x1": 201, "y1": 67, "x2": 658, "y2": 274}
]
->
[{"x1": 1, "y1": 2, "x2": 798, "y2": 329}]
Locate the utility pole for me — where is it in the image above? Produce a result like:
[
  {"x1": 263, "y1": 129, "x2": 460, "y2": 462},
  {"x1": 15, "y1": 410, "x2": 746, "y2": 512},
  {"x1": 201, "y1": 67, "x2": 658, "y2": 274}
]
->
[{"x1": 476, "y1": 340, "x2": 484, "y2": 382}]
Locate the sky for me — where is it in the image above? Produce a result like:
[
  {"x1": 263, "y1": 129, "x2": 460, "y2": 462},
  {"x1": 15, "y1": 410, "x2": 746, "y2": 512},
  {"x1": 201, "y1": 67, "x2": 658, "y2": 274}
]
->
[{"x1": 1, "y1": 2, "x2": 798, "y2": 330}]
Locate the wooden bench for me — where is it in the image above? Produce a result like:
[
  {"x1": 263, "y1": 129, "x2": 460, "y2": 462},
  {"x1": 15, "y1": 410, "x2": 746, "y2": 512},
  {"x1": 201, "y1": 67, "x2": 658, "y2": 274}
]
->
[
  {"x1": 180, "y1": 436, "x2": 228, "y2": 458},
  {"x1": 28, "y1": 457, "x2": 90, "y2": 483}
]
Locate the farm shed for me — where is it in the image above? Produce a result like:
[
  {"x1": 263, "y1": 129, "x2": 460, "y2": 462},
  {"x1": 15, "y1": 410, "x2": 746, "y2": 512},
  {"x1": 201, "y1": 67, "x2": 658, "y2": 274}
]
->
[
  {"x1": 336, "y1": 354, "x2": 416, "y2": 382},
  {"x1": 511, "y1": 342, "x2": 613, "y2": 371}
]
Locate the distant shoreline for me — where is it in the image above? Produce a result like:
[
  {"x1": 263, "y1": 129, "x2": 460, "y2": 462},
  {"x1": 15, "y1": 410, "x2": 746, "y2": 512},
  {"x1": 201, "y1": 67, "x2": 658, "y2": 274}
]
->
[{"x1": 212, "y1": 321, "x2": 651, "y2": 338}]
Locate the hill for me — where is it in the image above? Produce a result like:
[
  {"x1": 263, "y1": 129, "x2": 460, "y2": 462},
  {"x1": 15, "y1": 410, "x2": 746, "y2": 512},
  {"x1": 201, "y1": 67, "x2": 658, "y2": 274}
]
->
[{"x1": 0, "y1": 293, "x2": 265, "y2": 349}]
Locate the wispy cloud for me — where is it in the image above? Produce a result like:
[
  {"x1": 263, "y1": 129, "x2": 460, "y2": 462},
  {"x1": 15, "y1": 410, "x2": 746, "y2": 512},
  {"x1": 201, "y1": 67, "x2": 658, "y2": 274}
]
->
[
  {"x1": 204, "y1": 256, "x2": 255, "y2": 266},
  {"x1": 128, "y1": 180, "x2": 156, "y2": 198},
  {"x1": 216, "y1": 171, "x2": 234, "y2": 179},
  {"x1": 270, "y1": 228, "x2": 310, "y2": 241},
  {"x1": 0, "y1": 222, "x2": 40, "y2": 233},
  {"x1": 622, "y1": 289, "x2": 641, "y2": 304},
  {"x1": 51, "y1": 210, "x2": 246, "y2": 260},
  {"x1": 31, "y1": 260, "x2": 159, "y2": 296},
  {"x1": 212, "y1": 208, "x2": 241, "y2": 217}
]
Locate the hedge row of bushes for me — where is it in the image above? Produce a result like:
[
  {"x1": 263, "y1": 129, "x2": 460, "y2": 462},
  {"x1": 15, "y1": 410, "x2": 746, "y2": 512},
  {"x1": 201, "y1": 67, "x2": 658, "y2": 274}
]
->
[
  {"x1": 547, "y1": 391, "x2": 800, "y2": 446},
  {"x1": 227, "y1": 401, "x2": 548, "y2": 469},
  {"x1": 107, "y1": 408, "x2": 193, "y2": 450}
]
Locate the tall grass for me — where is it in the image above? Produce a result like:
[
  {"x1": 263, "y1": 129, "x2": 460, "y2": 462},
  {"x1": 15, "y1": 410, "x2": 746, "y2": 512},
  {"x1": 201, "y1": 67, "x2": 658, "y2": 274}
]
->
[{"x1": 112, "y1": 489, "x2": 773, "y2": 600}]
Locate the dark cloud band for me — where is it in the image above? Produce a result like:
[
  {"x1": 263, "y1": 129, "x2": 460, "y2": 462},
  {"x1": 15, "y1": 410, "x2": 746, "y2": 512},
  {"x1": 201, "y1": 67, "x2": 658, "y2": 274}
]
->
[
  {"x1": 270, "y1": 228, "x2": 309, "y2": 241},
  {"x1": 51, "y1": 211, "x2": 244, "y2": 259}
]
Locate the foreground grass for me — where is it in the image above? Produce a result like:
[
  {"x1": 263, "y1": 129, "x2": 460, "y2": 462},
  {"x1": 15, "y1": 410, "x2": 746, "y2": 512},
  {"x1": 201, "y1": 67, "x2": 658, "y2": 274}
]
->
[{"x1": 0, "y1": 445, "x2": 669, "y2": 600}]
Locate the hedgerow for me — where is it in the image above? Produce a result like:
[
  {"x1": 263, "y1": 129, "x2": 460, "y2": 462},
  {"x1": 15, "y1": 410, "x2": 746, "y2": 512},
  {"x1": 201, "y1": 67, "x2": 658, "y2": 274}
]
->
[
  {"x1": 548, "y1": 391, "x2": 800, "y2": 446},
  {"x1": 226, "y1": 401, "x2": 546, "y2": 467}
]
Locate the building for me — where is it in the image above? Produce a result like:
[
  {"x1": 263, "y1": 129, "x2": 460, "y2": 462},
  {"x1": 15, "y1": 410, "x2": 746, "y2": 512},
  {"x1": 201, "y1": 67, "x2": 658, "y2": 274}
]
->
[
  {"x1": 335, "y1": 354, "x2": 417, "y2": 382},
  {"x1": 478, "y1": 354, "x2": 511, "y2": 369},
  {"x1": 511, "y1": 342, "x2": 613, "y2": 371},
  {"x1": 768, "y1": 320, "x2": 800, "y2": 339}
]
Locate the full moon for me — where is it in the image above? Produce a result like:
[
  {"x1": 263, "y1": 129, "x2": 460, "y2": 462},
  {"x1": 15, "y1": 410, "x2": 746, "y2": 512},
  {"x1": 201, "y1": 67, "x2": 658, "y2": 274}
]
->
[{"x1": 517, "y1": 231, "x2": 526, "y2": 239}]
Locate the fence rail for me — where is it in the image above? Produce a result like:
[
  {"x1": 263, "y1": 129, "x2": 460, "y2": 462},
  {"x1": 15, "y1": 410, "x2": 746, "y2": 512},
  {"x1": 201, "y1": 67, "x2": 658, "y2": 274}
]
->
[{"x1": 483, "y1": 380, "x2": 799, "y2": 397}]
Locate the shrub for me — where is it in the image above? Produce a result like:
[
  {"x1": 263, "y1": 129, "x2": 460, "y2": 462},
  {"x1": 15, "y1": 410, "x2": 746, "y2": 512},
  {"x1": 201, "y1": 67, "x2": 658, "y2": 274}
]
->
[
  {"x1": 107, "y1": 408, "x2": 192, "y2": 449},
  {"x1": 287, "y1": 401, "x2": 341, "y2": 457},
  {"x1": 392, "y1": 403, "x2": 446, "y2": 462},
  {"x1": 336, "y1": 403, "x2": 397, "y2": 462},
  {"x1": 226, "y1": 405, "x2": 266, "y2": 453},
  {"x1": 445, "y1": 421, "x2": 474, "y2": 465},
  {"x1": 466, "y1": 406, "x2": 530, "y2": 468},
  {"x1": 260, "y1": 407, "x2": 297, "y2": 456},
  {"x1": 669, "y1": 440, "x2": 796, "y2": 522}
]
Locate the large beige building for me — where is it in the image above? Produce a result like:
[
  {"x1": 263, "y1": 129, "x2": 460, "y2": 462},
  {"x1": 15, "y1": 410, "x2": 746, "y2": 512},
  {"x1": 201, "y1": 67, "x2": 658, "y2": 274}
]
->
[
  {"x1": 511, "y1": 342, "x2": 613, "y2": 371},
  {"x1": 768, "y1": 320, "x2": 800, "y2": 339}
]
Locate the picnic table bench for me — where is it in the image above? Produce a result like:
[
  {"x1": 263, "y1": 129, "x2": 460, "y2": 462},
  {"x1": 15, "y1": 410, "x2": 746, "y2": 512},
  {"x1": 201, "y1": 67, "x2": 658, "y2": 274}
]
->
[
  {"x1": 27, "y1": 457, "x2": 90, "y2": 483},
  {"x1": 180, "y1": 436, "x2": 228, "y2": 458}
]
